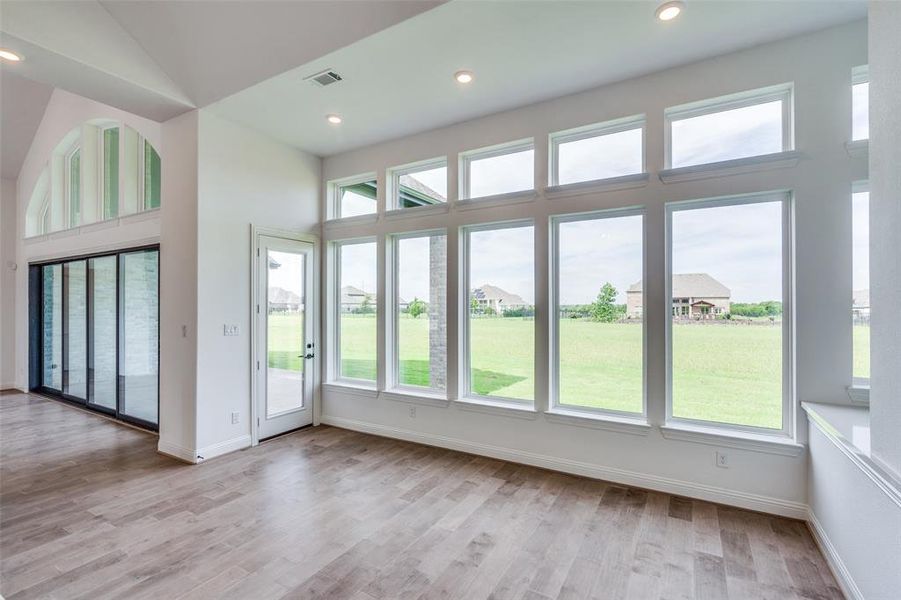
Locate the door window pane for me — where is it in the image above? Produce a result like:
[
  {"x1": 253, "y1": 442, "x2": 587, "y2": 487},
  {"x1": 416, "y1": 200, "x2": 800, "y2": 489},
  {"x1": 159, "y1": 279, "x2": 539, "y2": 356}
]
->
[
  {"x1": 267, "y1": 249, "x2": 306, "y2": 415},
  {"x1": 64, "y1": 261, "x2": 87, "y2": 399},
  {"x1": 120, "y1": 250, "x2": 159, "y2": 424},
  {"x1": 670, "y1": 199, "x2": 784, "y2": 429},
  {"x1": 467, "y1": 224, "x2": 534, "y2": 401},
  {"x1": 396, "y1": 233, "x2": 447, "y2": 391},
  {"x1": 466, "y1": 145, "x2": 534, "y2": 199},
  {"x1": 338, "y1": 241, "x2": 377, "y2": 381},
  {"x1": 42, "y1": 264, "x2": 62, "y2": 390},
  {"x1": 90, "y1": 256, "x2": 117, "y2": 410},
  {"x1": 556, "y1": 214, "x2": 643, "y2": 413},
  {"x1": 555, "y1": 126, "x2": 643, "y2": 186},
  {"x1": 852, "y1": 191, "x2": 870, "y2": 380}
]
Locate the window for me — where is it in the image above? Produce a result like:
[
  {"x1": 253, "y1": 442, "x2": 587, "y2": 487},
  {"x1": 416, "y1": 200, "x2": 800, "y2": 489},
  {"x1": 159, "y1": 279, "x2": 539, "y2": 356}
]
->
[
  {"x1": 666, "y1": 85, "x2": 792, "y2": 169},
  {"x1": 551, "y1": 118, "x2": 644, "y2": 186},
  {"x1": 461, "y1": 140, "x2": 534, "y2": 199},
  {"x1": 389, "y1": 159, "x2": 447, "y2": 210},
  {"x1": 463, "y1": 222, "x2": 534, "y2": 402},
  {"x1": 852, "y1": 66, "x2": 869, "y2": 141},
  {"x1": 333, "y1": 175, "x2": 378, "y2": 219},
  {"x1": 67, "y1": 148, "x2": 81, "y2": 227},
  {"x1": 103, "y1": 127, "x2": 119, "y2": 219},
  {"x1": 553, "y1": 211, "x2": 643, "y2": 414},
  {"x1": 144, "y1": 139, "x2": 161, "y2": 210},
  {"x1": 336, "y1": 240, "x2": 378, "y2": 382},
  {"x1": 668, "y1": 193, "x2": 787, "y2": 431},
  {"x1": 120, "y1": 249, "x2": 160, "y2": 424},
  {"x1": 852, "y1": 188, "x2": 870, "y2": 382},
  {"x1": 391, "y1": 232, "x2": 447, "y2": 392}
]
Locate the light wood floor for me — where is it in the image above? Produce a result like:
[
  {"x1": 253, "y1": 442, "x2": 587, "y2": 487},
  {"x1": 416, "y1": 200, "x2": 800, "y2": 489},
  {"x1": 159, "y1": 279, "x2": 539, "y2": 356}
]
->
[{"x1": 0, "y1": 390, "x2": 841, "y2": 600}]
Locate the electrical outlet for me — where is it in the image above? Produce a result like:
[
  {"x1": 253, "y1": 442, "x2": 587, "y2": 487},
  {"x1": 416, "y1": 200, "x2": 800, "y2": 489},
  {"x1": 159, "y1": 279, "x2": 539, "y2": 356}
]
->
[
  {"x1": 223, "y1": 324, "x2": 240, "y2": 336},
  {"x1": 409, "y1": 406, "x2": 416, "y2": 418},
  {"x1": 231, "y1": 411, "x2": 240, "y2": 424},
  {"x1": 715, "y1": 451, "x2": 729, "y2": 468}
]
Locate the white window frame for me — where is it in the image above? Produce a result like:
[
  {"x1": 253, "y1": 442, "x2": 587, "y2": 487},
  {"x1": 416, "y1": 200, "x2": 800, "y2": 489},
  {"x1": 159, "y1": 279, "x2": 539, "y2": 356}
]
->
[
  {"x1": 460, "y1": 219, "x2": 535, "y2": 406},
  {"x1": 328, "y1": 172, "x2": 378, "y2": 221},
  {"x1": 664, "y1": 84, "x2": 794, "y2": 169},
  {"x1": 387, "y1": 229, "x2": 448, "y2": 396},
  {"x1": 850, "y1": 180, "x2": 870, "y2": 396},
  {"x1": 851, "y1": 65, "x2": 869, "y2": 142},
  {"x1": 332, "y1": 237, "x2": 379, "y2": 386},
  {"x1": 387, "y1": 157, "x2": 448, "y2": 211},
  {"x1": 39, "y1": 191, "x2": 51, "y2": 235},
  {"x1": 459, "y1": 138, "x2": 534, "y2": 201},
  {"x1": 548, "y1": 115, "x2": 646, "y2": 187},
  {"x1": 549, "y1": 208, "x2": 647, "y2": 419},
  {"x1": 65, "y1": 144, "x2": 81, "y2": 228},
  {"x1": 665, "y1": 191, "x2": 794, "y2": 438}
]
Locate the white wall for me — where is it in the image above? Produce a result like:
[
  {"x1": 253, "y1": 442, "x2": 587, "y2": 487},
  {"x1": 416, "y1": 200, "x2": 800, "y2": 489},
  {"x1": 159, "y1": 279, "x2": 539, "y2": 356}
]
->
[
  {"x1": 193, "y1": 111, "x2": 320, "y2": 456},
  {"x1": 319, "y1": 22, "x2": 868, "y2": 515},
  {"x1": 1, "y1": 178, "x2": 16, "y2": 388},
  {"x1": 868, "y1": 1, "x2": 901, "y2": 480}
]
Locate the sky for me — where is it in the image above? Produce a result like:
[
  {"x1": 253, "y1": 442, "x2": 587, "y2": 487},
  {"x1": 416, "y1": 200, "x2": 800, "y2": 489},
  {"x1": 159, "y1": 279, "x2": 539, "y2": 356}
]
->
[
  {"x1": 469, "y1": 226, "x2": 535, "y2": 303},
  {"x1": 268, "y1": 249, "x2": 306, "y2": 298},
  {"x1": 852, "y1": 192, "x2": 869, "y2": 292},
  {"x1": 338, "y1": 241, "x2": 377, "y2": 295},
  {"x1": 558, "y1": 215, "x2": 642, "y2": 304},
  {"x1": 852, "y1": 82, "x2": 869, "y2": 141},
  {"x1": 558, "y1": 127, "x2": 642, "y2": 185},
  {"x1": 469, "y1": 148, "x2": 533, "y2": 198},
  {"x1": 398, "y1": 235, "x2": 434, "y2": 301}
]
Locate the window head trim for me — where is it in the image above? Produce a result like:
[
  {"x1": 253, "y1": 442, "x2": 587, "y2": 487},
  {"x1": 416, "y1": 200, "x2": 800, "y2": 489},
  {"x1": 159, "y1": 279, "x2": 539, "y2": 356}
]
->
[
  {"x1": 664, "y1": 190, "x2": 794, "y2": 438},
  {"x1": 332, "y1": 237, "x2": 379, "y2": 385},
  {"x1": 386, "y1": 157, "x2": 448, "y2": 211},
  {"x1": 664, "y1": 83, "x2": 794, "y2": 169},
  {"x1": 548, "y1": 114, "x2": 646, "y2": 187},
  {"x1": 328, "y1": 172, "x2": 378, "y2": 221},
  {"x1": 458, "y1": 138, "x2": 534, "y2": 201},
  {"x1": 852, "y1": 64, "x2": 869, "y2": 86}
]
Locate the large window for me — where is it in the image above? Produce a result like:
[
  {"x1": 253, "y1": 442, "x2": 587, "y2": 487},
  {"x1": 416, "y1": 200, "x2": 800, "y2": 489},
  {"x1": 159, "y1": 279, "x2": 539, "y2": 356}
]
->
[
  {"x1": 333, "y1": 176, "x2": 377, "y2": 219},
  {"x1": 852, "y1": 66, "x2": 869, "y2": 141},
  {"x1": 67, "y1": 148, "x2": 81, "y2": 227},
  {"x1": 553, "y1": 211, "x2": 643, "y2": 414},
  {"x1": 551, "y1": 118, "x2": 644, "y2": 186},
  {"x1": 103, "y1": 127, "x2": 119, "y2": 219},
  {"x1": 389, "y1": 160, "x2": 447, "y2": 210},
  {"x1": 667, "y1": 86, "x2": 791, "y2": 169},
  {"x1": 392, "y1": 232, "x2": 447, "y2": 392},
  {"x1": 461, "y1": 140, "x2": 534, "y2": 199},
  {"x1": 336, "y1": 240, "x2": 378, "y2": 382},
  {"x1": 668, "y1": 194, "x2": 787, "y2": 431},
  {"x1": 464, "y1": 222, "x2": 534, "y2": 402},
  {"x1": 852, "y1": 189, "x2": 870, "y2": 382}
]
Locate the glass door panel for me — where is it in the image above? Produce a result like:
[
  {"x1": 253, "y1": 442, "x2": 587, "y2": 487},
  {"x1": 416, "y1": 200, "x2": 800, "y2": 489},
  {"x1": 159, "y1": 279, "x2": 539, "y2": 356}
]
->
[
  {"x1": 42, "y1": 264, "x2": 62, "y2": 391},
  {"x1": 120, "y1": 249, "x2": 159, "y2": 425},
  {"x1": 63, "y1": 261, "x2": 87, "y2": 400},
  {"x1": 89, "y1": 256, "x2": 117, "y2": 410},
  {"x1": 266, "y1": 249, "x2": 306, "y2": 415}
]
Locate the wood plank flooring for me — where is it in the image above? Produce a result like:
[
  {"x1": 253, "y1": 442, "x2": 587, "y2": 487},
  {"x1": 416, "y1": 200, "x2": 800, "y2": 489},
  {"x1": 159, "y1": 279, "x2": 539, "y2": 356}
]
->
[{"x1": 0, "y1": 391, "x2": 841, "y2": 599}]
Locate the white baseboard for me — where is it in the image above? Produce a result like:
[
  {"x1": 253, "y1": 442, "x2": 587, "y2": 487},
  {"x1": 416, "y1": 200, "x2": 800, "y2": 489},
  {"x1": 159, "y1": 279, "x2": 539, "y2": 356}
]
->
[
  {"x1": 0, "y1": 382, "x2": 20, "y2": 391},
  {"x1": 197, "y1": 435, "x2": 252, "y2": 462},
  {"x1": 807, "y1": 509, "x2": 863, "y2": 600},
  {"x1": 157, "y1": 439, "x2": 198, "y2": 464},
  {"x1": 321, "y1": 415, "x2": 808, "y2": 519}
]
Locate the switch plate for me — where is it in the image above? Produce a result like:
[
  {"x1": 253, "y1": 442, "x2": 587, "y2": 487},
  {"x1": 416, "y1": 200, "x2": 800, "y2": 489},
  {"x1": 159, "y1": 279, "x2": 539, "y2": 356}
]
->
[
  {"x1": 223, "y1": 324, "x2": 240, "y2": 336},
  {"x1": 231, "y1": 411, "x2": 240, "y2": 424}
]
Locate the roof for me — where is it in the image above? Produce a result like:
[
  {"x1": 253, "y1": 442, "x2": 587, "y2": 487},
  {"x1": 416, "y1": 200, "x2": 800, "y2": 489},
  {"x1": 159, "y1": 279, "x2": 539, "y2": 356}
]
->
[
  {"x1": 628, "y1": 273, "x2": 730, "y2": 298},
  {"x1": 268, "y1": 286, "x2": 303, "y2": 305},
  {"x1": 341, "y1": 285, "x2": 374, "y2": 305},
  {"x1": 853, "y1": 289, "x2": 870, "y2": 308},
  {"x1": 472, "y1": 284, "x2": 527, "y2": 306}
]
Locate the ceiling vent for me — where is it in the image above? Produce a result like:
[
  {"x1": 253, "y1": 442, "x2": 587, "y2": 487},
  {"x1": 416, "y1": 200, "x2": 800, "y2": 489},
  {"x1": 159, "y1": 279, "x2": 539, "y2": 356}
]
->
[{"x1": 305, "y1": 69, "x2": 343, "y2": 87}]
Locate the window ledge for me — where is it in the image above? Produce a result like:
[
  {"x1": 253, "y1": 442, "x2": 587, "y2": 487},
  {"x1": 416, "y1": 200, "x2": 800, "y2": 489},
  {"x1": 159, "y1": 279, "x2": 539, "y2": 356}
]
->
[
  {"x1": 454, "y1": 397, "x2": 538, "y2": 420},
  {"x1": 455, "y1": 190, "x2": 537, "y2": 211},
  {"x1": 845, "y1": 139, "x2": 869, "y2": 158},
  {"x1": 322, "y1": 381, "x2": 379, "y2": 400},
  {"x1": 381, "y1": 388, "x2": 449, "y2": 407},
  {"x1": 658, "y1": 150, "x2": 802, "y2": 184},
  {"x1": 384, "y1": 203, "x2": 449, "y2": 220},
  {"x1": 660, "y1": 422, "x2": 804, "y2": 456},
  {"x1": 544, "y1": 408, "x2": 650, "y2": 436},
  {"x1": 24, "y1": 210, "x2": 161, "y2": 242},
  {"x1": 323, "y1": 213, "x2": 378, "y2": 230},
  {"x1": 544, "y1": 173, "x2": 650, "y2": 199},
  {"x1": 847, "y1": 384, "x2": 870, "y2": 404}
]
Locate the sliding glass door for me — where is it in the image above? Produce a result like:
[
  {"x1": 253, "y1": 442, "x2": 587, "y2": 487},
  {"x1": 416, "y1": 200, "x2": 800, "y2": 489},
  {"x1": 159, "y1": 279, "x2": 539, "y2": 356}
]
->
[
  {"x1": 89, "y1": 256, "x2": 118, "y2": 410},
  {"x1": 120, "y1": 249, "x2": 159, "y2": 424},
  {"x1": 64, "y1": 261, "x2": 87, "y2": 400},
  {"x1": 41, "y1": 265, "x2": 62, "y2": 391}
]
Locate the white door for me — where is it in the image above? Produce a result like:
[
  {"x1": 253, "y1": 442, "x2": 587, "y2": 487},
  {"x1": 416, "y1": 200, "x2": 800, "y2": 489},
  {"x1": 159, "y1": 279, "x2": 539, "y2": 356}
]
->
[{"x1": 256, "y1": 235, "x2": 315, "y2": 440}]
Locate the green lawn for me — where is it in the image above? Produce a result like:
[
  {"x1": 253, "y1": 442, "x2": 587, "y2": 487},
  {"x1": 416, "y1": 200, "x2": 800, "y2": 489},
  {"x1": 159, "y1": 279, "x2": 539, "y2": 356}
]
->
[
  {"x1": 273, "y1": 313, "x2": 793, "y2": 429},
  {"x1": 853, "y1": 324, "x2": 870, "y2": 379}
]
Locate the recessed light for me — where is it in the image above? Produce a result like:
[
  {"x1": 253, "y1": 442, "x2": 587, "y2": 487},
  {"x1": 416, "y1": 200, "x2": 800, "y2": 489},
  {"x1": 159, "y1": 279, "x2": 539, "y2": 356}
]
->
[
  {"x1": 326, "y1": 114, "x2": 342, "y2": 125},
  {"x1": 655, "y1": 1, "x2": 684, "y2": 21},
  {"x1": 454, "y1": 70, "x2": 474, "y2": 84},
  {"x1": 0, "y1": 49, "x2": 23, "y2": 62}
]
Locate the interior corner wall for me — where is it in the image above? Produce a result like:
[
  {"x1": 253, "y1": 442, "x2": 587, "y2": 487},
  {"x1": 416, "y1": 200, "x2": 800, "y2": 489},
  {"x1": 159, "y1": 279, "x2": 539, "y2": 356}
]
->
[
  {"x1": 868, "y1": 1, "x2": 901, "y2": 480},
  {"x1": 1, "y1": 178, "x2": 17, "y2": 389},
  {"x1": 194, "y1": 111, "x2": 320, "y2": 456}
]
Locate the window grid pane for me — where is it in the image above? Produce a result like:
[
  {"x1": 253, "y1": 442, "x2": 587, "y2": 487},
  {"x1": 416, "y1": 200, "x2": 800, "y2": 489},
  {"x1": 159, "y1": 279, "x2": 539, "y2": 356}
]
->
[
  {"x1": 396, "y1": 165, "x2": 447, "y2": 208},
  {"x1": 556, "y1": 127, "x2": 643, "y2": 186},
  {"x1": 852, "y1": 82, "x2": 869, "y2": 141},
  {"x1": 338, "y1": 180, "x2": 377, "y2": 218},
  {"x1": 467, "y1": 147, "x2": 534, "y2": 199},
  {"x1": 338, "y1": 241, "x2": 377, "y2": 381},
  {"x1": 852, "y1": 192, "x2": 870, "y2": 380},
  {"x1": 103, "y1": 128, "x2": 119, "y2": 219}
]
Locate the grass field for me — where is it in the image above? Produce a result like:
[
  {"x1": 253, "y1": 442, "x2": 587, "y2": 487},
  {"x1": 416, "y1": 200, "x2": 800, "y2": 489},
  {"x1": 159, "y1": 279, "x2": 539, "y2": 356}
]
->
[{"x1": 269, "y1": 313, "x2": 871, "y2": 430}]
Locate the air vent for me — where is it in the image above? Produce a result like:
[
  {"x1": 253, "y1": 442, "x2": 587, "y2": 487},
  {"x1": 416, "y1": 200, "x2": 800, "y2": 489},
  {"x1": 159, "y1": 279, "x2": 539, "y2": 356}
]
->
[{"x1": 305, "y1": 69, "x2": 343, "y2": 87}]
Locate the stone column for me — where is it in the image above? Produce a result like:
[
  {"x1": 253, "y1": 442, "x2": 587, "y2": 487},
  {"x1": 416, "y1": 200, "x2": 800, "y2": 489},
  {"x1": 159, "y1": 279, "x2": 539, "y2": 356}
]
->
[{"x1": 429, "y1": 235, "x2": 447, "y2": 390}]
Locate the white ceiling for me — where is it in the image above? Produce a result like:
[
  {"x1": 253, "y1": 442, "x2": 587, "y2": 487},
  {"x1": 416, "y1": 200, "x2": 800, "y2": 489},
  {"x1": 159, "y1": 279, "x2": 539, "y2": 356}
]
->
[
  {"x1": 0, "y1": 72, "x2": 53, "y2": 180},
  {"x1": 209, "y1": 0, "x2": 866, "y2": 157}
]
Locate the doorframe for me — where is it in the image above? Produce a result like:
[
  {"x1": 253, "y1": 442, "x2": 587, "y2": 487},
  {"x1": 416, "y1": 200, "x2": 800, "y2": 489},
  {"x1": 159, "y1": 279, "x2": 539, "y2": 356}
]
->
[{"x1": 250, "y1": 225, "x2": 321, "y2": 446}]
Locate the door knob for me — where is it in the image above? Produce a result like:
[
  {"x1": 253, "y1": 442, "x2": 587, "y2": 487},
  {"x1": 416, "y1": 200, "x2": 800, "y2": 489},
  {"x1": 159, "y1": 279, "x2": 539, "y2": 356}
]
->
[{"x1": 304, "y1": 353, "x2": 315, "y2": 359}]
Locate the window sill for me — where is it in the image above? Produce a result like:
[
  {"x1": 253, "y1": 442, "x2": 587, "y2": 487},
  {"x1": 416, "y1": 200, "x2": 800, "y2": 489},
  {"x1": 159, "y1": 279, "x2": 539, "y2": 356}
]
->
[
  {"x1": 455, "y1": 190, "x2": 537, "y2": 211},
  {"x1": 846, "y1": 384, "x2": 870, "y2": 405},
  {"x1": 545, "y1": 173, "x2": 650, "y2": 199},
  {"x1": 658, "y1": 150, "x2": 802, "y2": 184},
  {"x1": 323, "y1": 213, "x2": 378, "y2": 230},
  {"x1": 454, "y1": 397, "x2": 538, "y2": 420},
  {"x1": 381, "y1": 388, "x2": 449, "y2": 407},
  {"x1": 24, "y1": 209, "x2": 161, "y2": 242},
  {"x1": 845, "y1": 139, "x2": 869, "y2": 158},
  {"x1": 384, "y1": 203, "x2": 449, "y2": 220},
  {"x1": 660, "y1": 422, "x2": 804, "y2": 456},
  {"x1": 544, "y1": 408, "x2": 650, "y2": 436},
  {"x1": 322, "y1": 381, "x2": 379, "y2": 400}
]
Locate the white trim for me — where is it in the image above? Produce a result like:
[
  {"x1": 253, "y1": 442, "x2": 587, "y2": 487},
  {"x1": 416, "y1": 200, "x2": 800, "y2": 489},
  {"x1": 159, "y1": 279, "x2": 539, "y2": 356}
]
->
[
  {"x1": 454, "y1": 397, "x2": 538, "y2": 420},
  {"x1": 806, "y1": 510, "x2": 863, "y2": 600},
  {"x1": 545, "y1": 173, "x2": 650, "y2": 199},
  {"x1": 385, "y1": 203, "x2": 449, "y2": 220},
  {"x1": 846, "y1": 384, "x2": 870, "y2": 404},
  {"x1": 23, "y1": 234, "x2": 161, "y2": 264},
  {"x1": 660, "y1": 423, "x2": 803, "y2": 457},
  {"x1": 157, "y1": 440, "x2": 198, "y2": 464},
  {"x1": 324, "y1": 213, "x2": 379, "y2": 230},
  {"x1": 381, "y1": 389, "x2": 449, "y2": 407},
  {"x1": 658, "y1": 150, "x2": 801, "y2": 183},
  {"x1": 196, "y1": 435, "x2": 252, "y2": 462},
  {"x1": 544, "y1": 408, "x2": 650, "y2": 436},
  {"x1": 320, "y1": 415, "x2": 808, "y2": 519},
  {"x1": 322, "y1": 381, "x2": 379, "y2": 400},
  {"x1": 455, "y1": 189, "x2": 537, "y2": 211},
  {"x1": 844, "y1": 139, "x2": 868, "y2": 158}
]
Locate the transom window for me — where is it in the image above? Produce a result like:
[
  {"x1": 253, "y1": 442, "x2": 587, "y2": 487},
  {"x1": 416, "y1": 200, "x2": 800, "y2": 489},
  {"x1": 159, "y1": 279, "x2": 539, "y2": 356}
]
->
[
  {"x1": 666, "y1": 85, "x2": 792, "y2": 169},
  {"x1": 550, "y1": 117, "x2": 644, "y2": 186},
  {"x1": 388, "y1": 159, "x2": 447, "y2": 210},
  {"x1": 335, "y1": 239, "x2": 378, "y2": 382},
  {"x1": 332, "y1": 175, "x2": 378, "y2": 219},
  {"x1": 460, "y1": 140, "x2": 534, "y2": 200},
  {"x1": 852, "y1": 65, "x2": 869, "y2": 141}
]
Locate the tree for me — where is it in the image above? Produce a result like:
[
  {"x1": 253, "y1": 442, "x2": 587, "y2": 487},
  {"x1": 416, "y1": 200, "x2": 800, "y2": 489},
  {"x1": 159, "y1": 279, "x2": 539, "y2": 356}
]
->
[
  {"x1": 591, "y1": 282, "x2": 620, "y2": 323},
  {"x1": 359, "y1": 295, "x2": 374, "y2": 314},
  {"x1": 408, "y1": 297, "x2": 426, "y2": 319}
]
